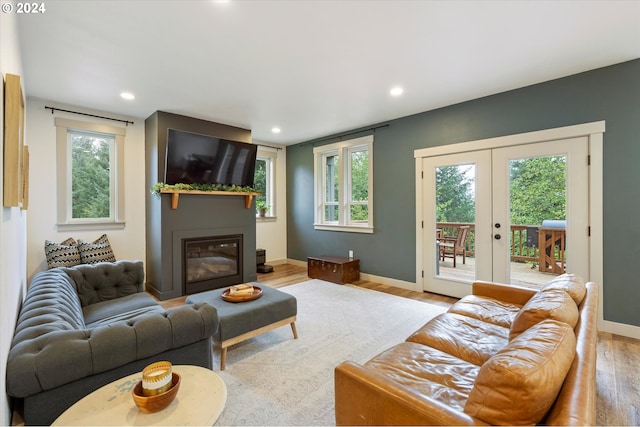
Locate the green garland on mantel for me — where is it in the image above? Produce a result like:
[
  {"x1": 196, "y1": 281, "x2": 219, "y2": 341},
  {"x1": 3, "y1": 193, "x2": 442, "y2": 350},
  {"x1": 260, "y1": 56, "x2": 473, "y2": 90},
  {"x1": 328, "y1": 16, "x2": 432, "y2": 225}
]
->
[{"x1": 151, "y1": 182, "x2": 259, "y2": 197}]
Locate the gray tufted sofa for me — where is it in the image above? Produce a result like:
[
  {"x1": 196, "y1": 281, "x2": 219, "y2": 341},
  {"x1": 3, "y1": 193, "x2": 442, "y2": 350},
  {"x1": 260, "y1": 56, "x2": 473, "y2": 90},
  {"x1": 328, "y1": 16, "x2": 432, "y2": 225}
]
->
[{"x1": 6, "y1": 260, "x2": 218, "y2": 426}]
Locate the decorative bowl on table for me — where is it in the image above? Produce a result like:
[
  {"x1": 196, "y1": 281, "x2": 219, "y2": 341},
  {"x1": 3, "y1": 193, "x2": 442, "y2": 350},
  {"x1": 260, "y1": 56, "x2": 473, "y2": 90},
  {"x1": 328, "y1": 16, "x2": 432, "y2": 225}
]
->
[
  {"x1": 132, "y1": 363, "x2": 181, "y2": 413},
  {"x1": 221, "y1": 285, "x2": 263, "y2": 302}
]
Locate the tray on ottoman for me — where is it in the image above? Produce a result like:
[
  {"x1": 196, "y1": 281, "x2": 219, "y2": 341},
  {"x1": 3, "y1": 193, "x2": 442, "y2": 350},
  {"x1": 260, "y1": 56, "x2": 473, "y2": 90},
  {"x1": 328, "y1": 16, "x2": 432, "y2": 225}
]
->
[{"x1": 186, "y1": 283, "x2": 297, "y2": 370}]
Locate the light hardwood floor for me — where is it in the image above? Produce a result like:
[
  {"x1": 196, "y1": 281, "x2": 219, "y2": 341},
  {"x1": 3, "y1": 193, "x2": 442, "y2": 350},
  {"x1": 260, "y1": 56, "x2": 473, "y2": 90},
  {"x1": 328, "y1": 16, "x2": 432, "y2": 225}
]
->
[{"x1": 160, "y1": 263, "x2": 640, "y2": 426}]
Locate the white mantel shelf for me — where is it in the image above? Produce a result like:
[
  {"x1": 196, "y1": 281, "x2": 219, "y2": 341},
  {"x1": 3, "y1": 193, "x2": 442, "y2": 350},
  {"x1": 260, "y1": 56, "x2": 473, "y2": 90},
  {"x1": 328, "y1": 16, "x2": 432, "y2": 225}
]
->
[{"x1": 160, "y1": 189, "x2": 261, "y2": 210}]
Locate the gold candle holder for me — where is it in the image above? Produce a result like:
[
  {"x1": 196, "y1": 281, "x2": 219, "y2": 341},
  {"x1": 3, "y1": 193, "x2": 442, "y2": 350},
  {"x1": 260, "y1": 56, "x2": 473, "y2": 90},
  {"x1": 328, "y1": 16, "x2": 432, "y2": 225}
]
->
[{"x1": 141, "y1": 361, "x2": 173, "y2": 396}]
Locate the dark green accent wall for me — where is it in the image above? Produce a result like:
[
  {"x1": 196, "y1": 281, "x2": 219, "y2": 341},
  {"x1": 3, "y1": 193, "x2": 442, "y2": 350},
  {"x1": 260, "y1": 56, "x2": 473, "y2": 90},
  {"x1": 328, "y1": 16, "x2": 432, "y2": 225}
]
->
[{"x1": 287, "y1": 59, "x2": 640, "y2": 327}]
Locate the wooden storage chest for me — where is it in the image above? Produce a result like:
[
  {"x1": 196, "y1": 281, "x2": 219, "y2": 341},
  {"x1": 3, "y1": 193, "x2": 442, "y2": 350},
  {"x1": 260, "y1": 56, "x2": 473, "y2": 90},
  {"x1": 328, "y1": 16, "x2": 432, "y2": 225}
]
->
[{"x1": 307, "y1": 256, "x2": 360, "y2": 285}]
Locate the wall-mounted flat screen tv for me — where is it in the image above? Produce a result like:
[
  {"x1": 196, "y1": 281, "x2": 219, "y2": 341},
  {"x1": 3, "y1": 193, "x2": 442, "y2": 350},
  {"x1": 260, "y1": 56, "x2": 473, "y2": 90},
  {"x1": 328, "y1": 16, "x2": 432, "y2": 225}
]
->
[{"x1": 164, "y1": 128, "x2": 257, "y2": 188}]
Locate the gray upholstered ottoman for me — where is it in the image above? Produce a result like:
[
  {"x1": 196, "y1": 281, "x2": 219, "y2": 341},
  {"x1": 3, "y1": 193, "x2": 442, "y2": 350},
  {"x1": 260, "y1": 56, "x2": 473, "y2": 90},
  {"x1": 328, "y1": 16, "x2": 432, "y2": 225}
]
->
[{"x1": 185, "y1": 283, "x2": 297, "y2": 369}]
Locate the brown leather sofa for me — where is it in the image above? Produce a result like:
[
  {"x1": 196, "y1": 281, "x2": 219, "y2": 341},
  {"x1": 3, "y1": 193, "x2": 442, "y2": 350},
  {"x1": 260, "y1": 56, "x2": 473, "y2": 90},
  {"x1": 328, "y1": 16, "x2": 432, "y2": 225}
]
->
[{"x1": 335, "y1": 274, "x2": 598, "y2": 425}]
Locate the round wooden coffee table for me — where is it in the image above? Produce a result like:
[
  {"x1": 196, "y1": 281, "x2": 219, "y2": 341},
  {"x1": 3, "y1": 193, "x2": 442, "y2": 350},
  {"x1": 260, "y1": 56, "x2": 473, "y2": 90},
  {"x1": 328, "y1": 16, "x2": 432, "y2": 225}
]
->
[{"x1": 52, "y1": 365, "x2": 226, "y2": 426}]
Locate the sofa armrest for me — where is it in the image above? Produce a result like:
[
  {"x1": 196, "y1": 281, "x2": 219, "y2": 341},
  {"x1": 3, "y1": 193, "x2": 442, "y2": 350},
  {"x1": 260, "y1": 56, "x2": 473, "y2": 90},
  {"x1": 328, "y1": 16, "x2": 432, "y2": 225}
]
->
[
  {"x1": 335, "y1": 361, "x2": 489, "y2": 426},
  {"x1": 63, "y1": 260, "x2": 145, "y2": 306},
  {"x1": 543, "y1": 282, "x2": 598, "y2": 426},
  {"x1": 472, "y1": 280, "x2": 537, "y2": 306},
  {"x1": 6, "y1": 303, "x2": 217, "y2": 398}
]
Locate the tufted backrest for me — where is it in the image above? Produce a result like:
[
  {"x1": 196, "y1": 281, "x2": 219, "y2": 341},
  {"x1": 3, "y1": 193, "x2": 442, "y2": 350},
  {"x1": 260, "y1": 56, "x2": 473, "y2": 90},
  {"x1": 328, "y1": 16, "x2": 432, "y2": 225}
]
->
[
  {"x1": 62, "y1": 260, "x2": 144, "y2": 307},
  {"x1": 11, "y1": 269, "x2": 85, "y2": 348}
]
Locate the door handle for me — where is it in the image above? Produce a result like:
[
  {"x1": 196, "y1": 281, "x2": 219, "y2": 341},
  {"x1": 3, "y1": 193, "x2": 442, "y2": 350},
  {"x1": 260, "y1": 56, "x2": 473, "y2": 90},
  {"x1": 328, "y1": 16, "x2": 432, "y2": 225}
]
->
[
  {"x1": 495, "y1": 223, "x2": 501, "y2": 228},
  {"x1": 494, "y1": 234, "x2": 501, "y2": 240}
]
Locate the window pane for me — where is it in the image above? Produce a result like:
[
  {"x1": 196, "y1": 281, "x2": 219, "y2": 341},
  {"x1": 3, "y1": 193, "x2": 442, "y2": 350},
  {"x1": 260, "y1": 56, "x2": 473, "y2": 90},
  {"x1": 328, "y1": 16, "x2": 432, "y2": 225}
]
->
[
  {"x1": 254, "y1": 158, "x2": 267, "y2": 208},
  {"x1": 70, "y1": 131, "x2": 112, "y2": 219},
  {"x1": 350, "y1": 204, "x2": 368, "y2": 222},
  {"x1": 324, "y1": 204, "x2": 339, "y2": 222},
  {"x1": 325, "y1": 154, "x2": 339, "y2": 203},
  {"x1": 350, "y1": 149, "x2": 368, "y2": 202}
]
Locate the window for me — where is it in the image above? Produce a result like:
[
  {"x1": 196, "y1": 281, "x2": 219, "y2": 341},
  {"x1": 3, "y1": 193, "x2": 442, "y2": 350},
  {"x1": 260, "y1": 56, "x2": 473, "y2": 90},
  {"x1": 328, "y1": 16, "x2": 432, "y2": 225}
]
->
[
  {"x1": 254, "y1": 148, "x2": 277, "y2": 218},
  {"x1": 55, "y1": 118, "x2": 125, "y2": 230},
  {"x1": 314, "y1": 135, "x2": 373, "y2": 233}
]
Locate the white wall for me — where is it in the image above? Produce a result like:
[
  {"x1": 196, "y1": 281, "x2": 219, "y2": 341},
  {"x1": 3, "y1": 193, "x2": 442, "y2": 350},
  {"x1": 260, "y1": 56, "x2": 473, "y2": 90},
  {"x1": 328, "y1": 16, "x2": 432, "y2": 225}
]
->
[
  {"x1": 0, "y1": 4, "x2": 26, "y2": 425},
  {"x1": 255, "y1": 143, "x2": 287, "y2": 264},
  {"x1": 26, "y1": 98, "x2": 146, "y2": 278}
]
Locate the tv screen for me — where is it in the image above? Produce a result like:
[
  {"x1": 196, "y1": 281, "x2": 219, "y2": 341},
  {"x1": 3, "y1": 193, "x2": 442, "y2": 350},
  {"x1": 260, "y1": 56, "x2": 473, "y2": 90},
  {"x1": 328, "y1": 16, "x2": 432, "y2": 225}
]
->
[{"x1": 164, "y1": 129, "x2": 257, "y2": 188}]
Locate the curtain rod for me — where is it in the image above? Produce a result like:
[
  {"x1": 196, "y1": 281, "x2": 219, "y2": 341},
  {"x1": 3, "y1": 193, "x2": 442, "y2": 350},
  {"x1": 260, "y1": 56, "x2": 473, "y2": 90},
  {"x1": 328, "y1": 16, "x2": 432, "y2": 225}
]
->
[
  {"x1": 298, "y1": 123, "x2": 390, "y2": 147},
  {"x1": 257, "y1": 143, "x2": 282, "y2": 151},
  {"x1": 45, "y1": 106, "x2": 135, "y2": 126}
]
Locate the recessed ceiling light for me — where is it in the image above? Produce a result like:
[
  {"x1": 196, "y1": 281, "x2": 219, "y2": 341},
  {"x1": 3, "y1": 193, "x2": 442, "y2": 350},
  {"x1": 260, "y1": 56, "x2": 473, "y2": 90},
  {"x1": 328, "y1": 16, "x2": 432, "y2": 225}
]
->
[
  {"x1": 120, "y1": 92, "x2": 135, "y2": 100},
  {"x1": 390, "y1": 86, "x2": 404, "y2": 96},
  {"x1": 272, "y1": 127, "x2": 281, "y2": 134}
]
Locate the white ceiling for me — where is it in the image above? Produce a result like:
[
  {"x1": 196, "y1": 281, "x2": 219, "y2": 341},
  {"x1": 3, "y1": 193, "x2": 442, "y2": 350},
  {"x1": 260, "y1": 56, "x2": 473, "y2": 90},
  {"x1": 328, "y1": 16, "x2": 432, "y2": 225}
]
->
[{"x1": 16, "y1": 0, "x2": 640, "y2": 145}]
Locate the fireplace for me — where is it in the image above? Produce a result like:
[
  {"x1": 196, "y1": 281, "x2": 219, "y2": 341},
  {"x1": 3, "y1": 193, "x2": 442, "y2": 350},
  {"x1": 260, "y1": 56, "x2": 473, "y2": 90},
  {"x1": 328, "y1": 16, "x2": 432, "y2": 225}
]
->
[
  {"x1": 183, "y1": 234, "x2": 243, "y2": 295},
  {"x1": 145, "y1": 111, "x2": 257, "y2": 300}
]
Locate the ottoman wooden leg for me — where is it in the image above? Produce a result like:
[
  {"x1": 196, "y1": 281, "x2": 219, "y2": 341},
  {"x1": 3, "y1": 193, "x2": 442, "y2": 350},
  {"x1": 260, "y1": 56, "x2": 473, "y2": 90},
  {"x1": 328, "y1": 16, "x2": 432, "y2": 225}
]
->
[
  {"x1": 220, "y1": 347, "x2": 227, "y2": 371},
  {"x1": 216, "y1": 315, "x2": 298, "y2": 370}
]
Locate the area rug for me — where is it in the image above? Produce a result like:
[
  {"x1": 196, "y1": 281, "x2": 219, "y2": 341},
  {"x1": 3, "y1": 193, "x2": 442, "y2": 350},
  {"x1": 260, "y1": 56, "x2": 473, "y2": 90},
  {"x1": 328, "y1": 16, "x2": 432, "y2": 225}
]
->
[{"x1": 213, "y1": 279, "x2": 447, "y2": 426}]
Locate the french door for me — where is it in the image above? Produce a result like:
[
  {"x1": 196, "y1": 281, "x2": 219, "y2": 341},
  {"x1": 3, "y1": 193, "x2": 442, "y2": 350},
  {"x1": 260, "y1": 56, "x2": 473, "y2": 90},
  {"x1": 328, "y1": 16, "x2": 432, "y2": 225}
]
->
[{"x1": 418, "y1": 137, "x2": 590, "y2": 298}]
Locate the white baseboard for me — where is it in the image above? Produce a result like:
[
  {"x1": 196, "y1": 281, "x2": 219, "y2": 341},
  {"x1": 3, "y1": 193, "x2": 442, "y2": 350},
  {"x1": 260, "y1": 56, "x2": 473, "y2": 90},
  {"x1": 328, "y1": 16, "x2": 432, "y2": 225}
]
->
[
  {"x1": 600, "y1": 319, "x2": 640, "y2": 339},
  {"x1": 284, "y1": 259, "x2": 418, "y2": 291},
  {"x1": 286, "y1": 258, "x2": 307, "y2": 268},
  {"x1": 359, "y1": 272, "x2": 419, "y2": 292},
  {"x1": 265, "y1": 258, "x2": 289, "y2": 266}
]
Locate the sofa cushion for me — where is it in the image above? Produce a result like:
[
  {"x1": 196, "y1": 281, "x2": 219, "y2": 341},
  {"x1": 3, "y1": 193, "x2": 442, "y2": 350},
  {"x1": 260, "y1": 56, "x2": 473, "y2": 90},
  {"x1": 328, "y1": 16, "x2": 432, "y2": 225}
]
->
[
  {"x1": 464, "y1": 319, "x2": 577, "y2": 425},
  {"x1": 448, "y1": 295, "x2": 522, "y2": 328},
  {"x1": 83, "y1": 293, "x2": 162, "y2": 327},
  {"x1": 509, "y1": 289, "x2": 578, "y2": 340},
  {"x1": 62, "y1": 260, "x2": 144, "y2": 306},
  {"x1": 406, "y1": 313, "x2": 509, "y2": 366},
  {"x1": 44, "y1": 238, "x2": 82, "y2": 269},
  {"x1": 541, "y1": 273, "x2": 586, "y2": 305},
  {"x1": 364, "y1": 341, "x2": 480, "y2": 414},
  {"x1": 77, "y1": 234, "x2": 116, "y2": 264}
]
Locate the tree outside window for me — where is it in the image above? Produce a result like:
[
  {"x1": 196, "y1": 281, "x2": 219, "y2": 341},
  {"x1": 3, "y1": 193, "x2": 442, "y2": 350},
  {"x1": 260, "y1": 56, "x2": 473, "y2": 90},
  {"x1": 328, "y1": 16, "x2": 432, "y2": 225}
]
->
[
  {"x1": 349, "y1": 148, "x2": 369, "y2": 223},
  {"x1": 70, "y1": 131, "x2": 113, "y2": 219},
  {"x1": 254, "y1": 150, "x2": 276, "y2": 217}
]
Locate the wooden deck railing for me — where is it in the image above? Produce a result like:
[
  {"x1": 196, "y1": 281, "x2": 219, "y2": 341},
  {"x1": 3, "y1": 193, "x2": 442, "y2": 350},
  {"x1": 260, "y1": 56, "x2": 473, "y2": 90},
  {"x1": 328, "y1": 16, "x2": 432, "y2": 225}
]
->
[{"x1": 436, "y1": 222, "x2": 565, "y2": 273}]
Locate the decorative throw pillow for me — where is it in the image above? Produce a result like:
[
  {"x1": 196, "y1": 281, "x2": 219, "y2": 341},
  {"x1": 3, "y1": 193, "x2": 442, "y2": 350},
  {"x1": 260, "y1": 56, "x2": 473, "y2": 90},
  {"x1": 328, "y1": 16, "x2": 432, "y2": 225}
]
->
[
  {"x1": 44, "y1": 238, "x2": 82, "y2": 269},
  {"x1": 509, "y1": 289, "x2": 579, "y2": 340},
  {"x1": 77, "y1": 234, "x2": 116, "y2": 264},
  {"x1": 541, "y1": 273, "x2": 586, "y2": 306},
  {"x1": 464, "y1": 319, "x2": 577, "y2": 425}
]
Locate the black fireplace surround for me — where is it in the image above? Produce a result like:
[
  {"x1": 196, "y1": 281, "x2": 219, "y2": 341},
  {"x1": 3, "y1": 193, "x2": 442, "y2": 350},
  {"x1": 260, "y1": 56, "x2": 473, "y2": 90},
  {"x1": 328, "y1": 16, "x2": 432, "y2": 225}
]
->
[{"x1": 183, "y1": 234, "x2": 243, "y2": 295}]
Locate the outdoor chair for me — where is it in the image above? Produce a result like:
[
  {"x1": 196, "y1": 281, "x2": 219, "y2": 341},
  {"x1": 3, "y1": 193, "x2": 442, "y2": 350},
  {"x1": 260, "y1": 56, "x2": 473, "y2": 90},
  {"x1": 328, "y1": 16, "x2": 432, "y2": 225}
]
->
[{"x1": 440, "y1": 225, "x2": 470, "y2": 268}]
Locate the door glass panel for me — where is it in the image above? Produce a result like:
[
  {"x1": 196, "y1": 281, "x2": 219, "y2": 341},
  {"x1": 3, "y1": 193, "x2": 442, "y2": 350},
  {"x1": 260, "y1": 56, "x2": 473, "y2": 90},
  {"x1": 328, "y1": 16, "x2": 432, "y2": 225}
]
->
[
  {"x1": 435, "y1": 164, "x2": 476, "y2": 281},
  {"x1": 508, "y1": 155, "x2": 566, "y2": 287}
]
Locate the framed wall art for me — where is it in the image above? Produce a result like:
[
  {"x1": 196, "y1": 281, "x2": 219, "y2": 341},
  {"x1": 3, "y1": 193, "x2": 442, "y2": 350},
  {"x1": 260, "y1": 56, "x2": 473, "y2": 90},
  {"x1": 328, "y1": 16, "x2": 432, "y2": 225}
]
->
[{"x1": 3, "y1": 73, "x2": 25, "y2": 208}]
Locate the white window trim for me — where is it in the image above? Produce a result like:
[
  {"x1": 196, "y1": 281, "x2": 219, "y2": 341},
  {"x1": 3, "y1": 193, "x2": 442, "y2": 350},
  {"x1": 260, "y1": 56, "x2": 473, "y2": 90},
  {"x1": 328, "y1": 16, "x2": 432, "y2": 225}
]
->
[
  {"x1": 256, "y1": 148, "x2": 277, "y2": 219},
  {"x1": 55, "y1": 117, "x2": 125, "y2": 230},
  {"x1": 313, "y1": 135, "x2": 374, "y2": 233}
]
